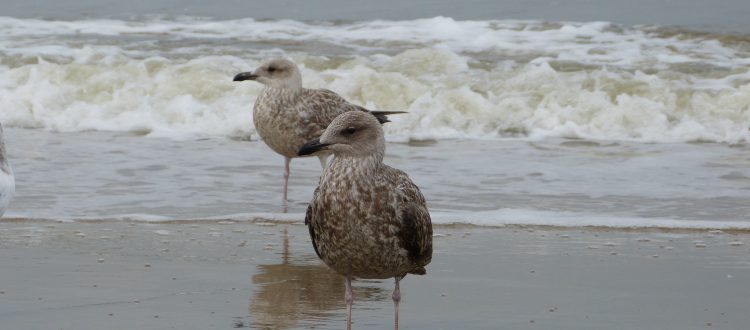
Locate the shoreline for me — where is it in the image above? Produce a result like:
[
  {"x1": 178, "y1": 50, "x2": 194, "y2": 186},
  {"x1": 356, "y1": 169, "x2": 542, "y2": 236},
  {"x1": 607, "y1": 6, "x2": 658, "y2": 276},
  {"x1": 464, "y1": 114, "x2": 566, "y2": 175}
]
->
[{"x1": 5, "y1": 217, "x2": 750, "y2": 235}]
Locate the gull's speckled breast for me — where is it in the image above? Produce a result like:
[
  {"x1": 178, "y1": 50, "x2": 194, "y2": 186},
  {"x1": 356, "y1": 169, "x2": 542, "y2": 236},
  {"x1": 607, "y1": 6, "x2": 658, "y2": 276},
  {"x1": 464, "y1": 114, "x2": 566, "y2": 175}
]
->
[{"x1": 306, "y1": 156, "x2": 432, "y2": 279}]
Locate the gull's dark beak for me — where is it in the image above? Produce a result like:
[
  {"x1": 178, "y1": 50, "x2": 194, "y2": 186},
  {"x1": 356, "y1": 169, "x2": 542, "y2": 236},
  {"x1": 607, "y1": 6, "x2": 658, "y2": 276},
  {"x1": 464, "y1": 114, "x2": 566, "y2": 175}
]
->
[
  {"x1": 298, "y1": 138, "x2": 331, "y2": 156},
  {"x1": 233, "y1": 71, "x2": 258, "y2": 81}
]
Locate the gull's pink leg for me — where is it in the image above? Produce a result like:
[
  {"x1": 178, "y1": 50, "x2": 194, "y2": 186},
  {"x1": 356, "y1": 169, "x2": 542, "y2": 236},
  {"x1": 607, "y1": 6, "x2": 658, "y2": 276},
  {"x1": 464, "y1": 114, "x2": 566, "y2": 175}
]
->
[
  {"x1": 393, "y1": 277, "x2": 401, "y2": 330},
  {"x1": 345, "y1": 275, "x2": 353, "y2": 330},
  {"x1": 282, "y1": 157, "x2": 291, "y2": 202}
]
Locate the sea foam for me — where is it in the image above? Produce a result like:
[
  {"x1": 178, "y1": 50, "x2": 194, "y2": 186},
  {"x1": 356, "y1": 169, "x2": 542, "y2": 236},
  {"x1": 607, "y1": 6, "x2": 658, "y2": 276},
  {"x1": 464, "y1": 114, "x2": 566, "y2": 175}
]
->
[{"x1": 0, "y1": 16, "x2": 748, "y2": 143}]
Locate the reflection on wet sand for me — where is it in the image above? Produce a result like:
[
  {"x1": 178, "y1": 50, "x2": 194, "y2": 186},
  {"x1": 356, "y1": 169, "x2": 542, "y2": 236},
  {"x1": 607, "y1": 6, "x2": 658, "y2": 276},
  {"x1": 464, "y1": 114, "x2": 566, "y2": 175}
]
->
[{"x1": 249, "y1": 229, "x2": 385, "y2": 329}]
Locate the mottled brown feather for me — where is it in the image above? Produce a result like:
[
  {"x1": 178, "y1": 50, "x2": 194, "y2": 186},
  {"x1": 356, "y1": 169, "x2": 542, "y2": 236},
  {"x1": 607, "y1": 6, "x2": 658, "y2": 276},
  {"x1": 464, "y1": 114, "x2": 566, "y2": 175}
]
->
[
  {"x1": 303, "y1": 112, "x2": 432, "y2": 280},
  {"x1": 305, "y1": 203, "x2": 322, "y2": 259},
  {"x1": 396, "y1": 180, "x2": 433, "y2": 275},
  {"x1": 254, "y1": 87, "x2": 399, "y2": 159}
]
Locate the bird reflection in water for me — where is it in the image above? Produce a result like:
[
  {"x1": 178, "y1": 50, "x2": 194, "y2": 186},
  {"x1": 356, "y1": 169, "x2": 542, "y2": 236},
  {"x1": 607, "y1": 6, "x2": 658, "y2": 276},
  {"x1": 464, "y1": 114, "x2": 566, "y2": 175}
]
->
[{"x1": 248, "y1": 228, "x2": 385, "y2": 329}]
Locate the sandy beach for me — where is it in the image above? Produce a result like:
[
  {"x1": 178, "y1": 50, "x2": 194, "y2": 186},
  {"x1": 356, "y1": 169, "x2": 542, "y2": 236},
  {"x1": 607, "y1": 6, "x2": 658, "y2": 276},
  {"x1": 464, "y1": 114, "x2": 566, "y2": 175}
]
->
[{"x1": 1, "y1": 220, "x2": 748, "y2": 329}]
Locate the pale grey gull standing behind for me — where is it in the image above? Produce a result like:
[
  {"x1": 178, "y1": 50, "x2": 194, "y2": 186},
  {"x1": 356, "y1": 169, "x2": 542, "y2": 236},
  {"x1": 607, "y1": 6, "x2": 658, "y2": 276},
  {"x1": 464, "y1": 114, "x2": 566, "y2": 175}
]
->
[
  {"x1": 0, "y1": 123, "x2": 14, "y2": 216},
  {"x1": 297, "y1": 111, "x2": 432, "y2": 330},
  {"x1": 233, "y1": 58, "x2": 403, "y2": 202}
]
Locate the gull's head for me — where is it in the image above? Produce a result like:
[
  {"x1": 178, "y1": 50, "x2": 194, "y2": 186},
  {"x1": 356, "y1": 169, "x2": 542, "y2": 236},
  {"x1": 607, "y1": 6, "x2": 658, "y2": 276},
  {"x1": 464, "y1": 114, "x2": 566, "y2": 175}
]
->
[
  {"x1": 298, "y1": 111, "x2": 385, "y2": 159},
  {"x1": 233, "y1": 58, "x2": 302, "y2": 90}
]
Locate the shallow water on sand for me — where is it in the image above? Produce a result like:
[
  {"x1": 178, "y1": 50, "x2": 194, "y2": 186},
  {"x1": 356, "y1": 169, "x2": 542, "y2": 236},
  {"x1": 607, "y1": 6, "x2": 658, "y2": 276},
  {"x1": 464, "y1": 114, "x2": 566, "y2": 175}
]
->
[{"x1": 7, "y1": 128, "x2": 750, "y2": 229}]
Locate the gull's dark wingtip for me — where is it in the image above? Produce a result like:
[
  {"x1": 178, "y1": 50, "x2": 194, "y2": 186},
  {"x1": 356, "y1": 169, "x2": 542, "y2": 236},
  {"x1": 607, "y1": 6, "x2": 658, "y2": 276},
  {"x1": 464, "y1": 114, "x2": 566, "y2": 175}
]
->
[{"x1": 370, "y1": 110, "x2": 407, "y2": 124}]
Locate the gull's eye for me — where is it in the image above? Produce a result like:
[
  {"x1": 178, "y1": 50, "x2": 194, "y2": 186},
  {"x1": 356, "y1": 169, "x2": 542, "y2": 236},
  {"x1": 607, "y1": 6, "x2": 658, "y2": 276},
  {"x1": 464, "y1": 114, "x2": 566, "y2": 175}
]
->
[
  {"x1": 267, "y1": 66, "x2": 277, "y2": 73},
  {"x1": 342, "y1": 127, "x2": 357, "y2": 136}
]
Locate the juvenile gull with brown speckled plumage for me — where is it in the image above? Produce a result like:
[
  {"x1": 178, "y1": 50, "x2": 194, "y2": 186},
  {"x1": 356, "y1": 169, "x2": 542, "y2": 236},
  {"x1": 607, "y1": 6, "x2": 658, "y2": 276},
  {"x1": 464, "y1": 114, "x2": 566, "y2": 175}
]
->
[
  {"x1": 233, "y1": 58, "x2": 402, "y2": 201},
  {"x1": 298, "y1": 111, "x2": 432, "y2": 330}
]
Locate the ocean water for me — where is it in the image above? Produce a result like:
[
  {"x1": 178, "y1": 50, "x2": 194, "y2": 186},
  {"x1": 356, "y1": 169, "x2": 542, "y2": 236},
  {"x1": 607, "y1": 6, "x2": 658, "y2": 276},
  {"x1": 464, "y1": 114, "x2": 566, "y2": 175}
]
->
[{"x1": 1, "y1": 8, "x2": 749, "y2": 229}]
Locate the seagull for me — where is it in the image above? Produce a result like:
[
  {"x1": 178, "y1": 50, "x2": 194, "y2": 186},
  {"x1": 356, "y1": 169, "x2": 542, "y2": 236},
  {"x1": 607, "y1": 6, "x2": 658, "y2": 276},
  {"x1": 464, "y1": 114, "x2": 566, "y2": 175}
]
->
[
  {"x1": 0, "y1": 123, "x2": 15, "y2": 216},
  {"x1": 298, "y1": 111, "x2": 432, "y2": 330},
  {"x1": 233, "y1": 58, "x2": 403, "y2": 202}
]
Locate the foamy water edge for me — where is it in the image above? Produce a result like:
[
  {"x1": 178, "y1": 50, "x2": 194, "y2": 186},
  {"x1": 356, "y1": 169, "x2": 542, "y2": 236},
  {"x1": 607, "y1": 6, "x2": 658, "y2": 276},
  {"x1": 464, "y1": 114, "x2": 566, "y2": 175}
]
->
[
  {"x1": 5, "y1": 210, "x2": 750, "y2": 231},
  {"x1": 0, "y1": 16, "x2": 748, "y2": 143}
]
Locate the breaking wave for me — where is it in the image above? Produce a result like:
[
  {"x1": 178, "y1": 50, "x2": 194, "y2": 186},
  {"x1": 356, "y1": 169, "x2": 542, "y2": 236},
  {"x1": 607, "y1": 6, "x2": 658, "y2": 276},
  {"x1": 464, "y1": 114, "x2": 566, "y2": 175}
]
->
[{"x1": 1, "y1": 16, "x2": 749, "y2": 143}]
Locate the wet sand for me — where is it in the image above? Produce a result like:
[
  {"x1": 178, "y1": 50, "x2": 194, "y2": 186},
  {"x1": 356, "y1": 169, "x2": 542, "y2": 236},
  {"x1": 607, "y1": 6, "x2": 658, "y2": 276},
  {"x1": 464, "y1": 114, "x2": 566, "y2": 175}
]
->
[{"x1": 1, "y1": 220, "x2": 749, "y2": 329}]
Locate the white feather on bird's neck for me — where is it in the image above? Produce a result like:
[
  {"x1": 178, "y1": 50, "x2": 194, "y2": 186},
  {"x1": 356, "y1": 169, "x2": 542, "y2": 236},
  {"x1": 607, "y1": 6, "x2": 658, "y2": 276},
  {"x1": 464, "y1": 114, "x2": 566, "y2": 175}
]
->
[{"x1": 0, "y1": 124, "x2": 11, "y2": 175}]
